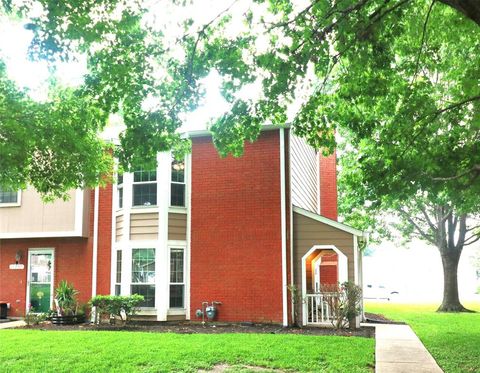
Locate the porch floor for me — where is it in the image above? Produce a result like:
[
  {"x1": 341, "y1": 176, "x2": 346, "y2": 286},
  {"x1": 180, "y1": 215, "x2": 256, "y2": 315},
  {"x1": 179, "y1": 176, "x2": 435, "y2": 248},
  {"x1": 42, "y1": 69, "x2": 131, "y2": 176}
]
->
[{"x1": 367, "y1": 323, "x2": 443, "y2": 373}]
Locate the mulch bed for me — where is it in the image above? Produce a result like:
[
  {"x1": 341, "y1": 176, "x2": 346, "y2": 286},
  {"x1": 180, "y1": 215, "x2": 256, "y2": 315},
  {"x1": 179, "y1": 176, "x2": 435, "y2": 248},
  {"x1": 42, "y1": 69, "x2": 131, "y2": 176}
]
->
[
  {"x1": 20, "y1": 321, "x2": 375, "y2": 338},
  {"x1": 364, "y1": 312, "x2": 405, "y2": 325}
]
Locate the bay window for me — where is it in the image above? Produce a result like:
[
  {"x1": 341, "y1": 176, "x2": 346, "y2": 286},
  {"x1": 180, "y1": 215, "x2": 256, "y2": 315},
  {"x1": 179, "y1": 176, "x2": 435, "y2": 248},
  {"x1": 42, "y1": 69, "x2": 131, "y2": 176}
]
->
[
  {"x1": 131, "y1": 248, "x2": 156, "y2": 307},
  {"x1": 133, "y1": 169, "x2": 157, "y2": 207},
  {"x1": 169, "y1": 248, "x2": 185, "y2": 308},
  {"x1": 171, "y1": 159, "x2": 185, "y2": 207},
  {"x1": 117, "y1": 174, "x2": 123, "y2": 209},
  {"x1": 115, "y1": 250, "x2": 122, "y2": 296}
]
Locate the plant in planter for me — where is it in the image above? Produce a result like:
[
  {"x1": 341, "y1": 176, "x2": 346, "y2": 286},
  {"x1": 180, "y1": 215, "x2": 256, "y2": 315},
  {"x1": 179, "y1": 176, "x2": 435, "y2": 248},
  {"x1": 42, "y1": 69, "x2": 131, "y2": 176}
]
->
[{"x1": 52, "y1": 281, "x2": 85, "y2": 325}]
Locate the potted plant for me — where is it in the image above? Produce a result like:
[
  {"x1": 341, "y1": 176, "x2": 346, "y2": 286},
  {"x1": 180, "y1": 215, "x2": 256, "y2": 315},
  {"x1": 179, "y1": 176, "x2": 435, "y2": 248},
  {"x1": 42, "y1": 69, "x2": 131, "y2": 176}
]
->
[{"x1": 51, "y1": 281, "x2": 85, "y2": 325}]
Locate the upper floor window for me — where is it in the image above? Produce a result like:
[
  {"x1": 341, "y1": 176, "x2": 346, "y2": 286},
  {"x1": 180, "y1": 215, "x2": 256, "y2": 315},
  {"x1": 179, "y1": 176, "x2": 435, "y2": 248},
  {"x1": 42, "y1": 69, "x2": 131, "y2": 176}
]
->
[
  {"x1": 0, "y1": 188, "x2": 20, "y2": 206},
  {"x1": 117, "y1": 174, "x2": 124, "y2": 209},
  {"x1": 133, "y1": 169, "x2": 157, "y2": 207},
  {"x1": 171, "y1": 159, "x2": 185, "y2": 207}
]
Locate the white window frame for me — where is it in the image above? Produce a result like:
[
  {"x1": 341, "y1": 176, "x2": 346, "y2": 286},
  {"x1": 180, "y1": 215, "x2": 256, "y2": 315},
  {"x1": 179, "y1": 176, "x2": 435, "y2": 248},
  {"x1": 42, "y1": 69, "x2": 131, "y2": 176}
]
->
[
  {"x1": 130, "y1": 247, "x2": 156, "y2": 309},
  {"x1": 0, "y1": 190, "x2": 21, "y2": 207},
  {"x1": 114, "y1": 249, "x2": 122, "y2": 296},
  {"x1": 117, "y1": 174, "x2": 124, "y2": 210},
  {"x1": 170, "y1": 158, "x2": 186, "y2": 208},
  {"x1": 132, "y1": 170, "x2": 158, "y2": 208},
  {"x1": 168, "y1": 247, "x2": 186, "y2": 310}
]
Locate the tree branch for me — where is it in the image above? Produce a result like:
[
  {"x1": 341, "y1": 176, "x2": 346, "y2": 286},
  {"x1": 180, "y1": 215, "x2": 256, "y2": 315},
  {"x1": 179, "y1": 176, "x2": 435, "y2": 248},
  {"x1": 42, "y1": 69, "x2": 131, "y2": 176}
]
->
[
  {"x1": 455, "y1": 214, "x2": 468, "y2": 249},
  {"x1": 438, "y1": 0, "x2": 480, "y2": 26},
  {"x1": 398, "y1": 208, "x2": 436, "y2": 244},
  {"x1": 433, "y1": 164, "x2": 480, "y2": 181},
  {"x1": 410, "y1": 0, "x2": 436, "y2": 85},
  {"x1": 420, "y1": 204, "x2": 437, "y2": 233},
  {"x1": 464, "y1": 233, "x2": 480, "y2": 246}
]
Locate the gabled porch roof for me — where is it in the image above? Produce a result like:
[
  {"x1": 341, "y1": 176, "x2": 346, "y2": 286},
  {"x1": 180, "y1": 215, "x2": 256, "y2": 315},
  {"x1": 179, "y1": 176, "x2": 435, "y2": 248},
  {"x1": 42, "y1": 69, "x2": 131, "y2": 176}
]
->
[{"x1": 293, "y1": 206, "x2": 367, "y2": 238}]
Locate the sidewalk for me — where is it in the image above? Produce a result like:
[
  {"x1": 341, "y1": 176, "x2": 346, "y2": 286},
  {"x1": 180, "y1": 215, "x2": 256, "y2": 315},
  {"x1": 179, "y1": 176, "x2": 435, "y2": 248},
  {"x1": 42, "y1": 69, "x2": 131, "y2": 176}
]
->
[
  {"x1": 0, "y1": 320, "x2": 26, "y2": 329},
  {"x1": 374, "y1": 323, "x2": 443, "y2": 373}
]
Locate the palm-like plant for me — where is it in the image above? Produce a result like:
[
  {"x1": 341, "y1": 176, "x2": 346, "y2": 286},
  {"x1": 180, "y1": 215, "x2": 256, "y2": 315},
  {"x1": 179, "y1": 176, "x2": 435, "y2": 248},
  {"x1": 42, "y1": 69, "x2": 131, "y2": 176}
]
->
[{"x1": 55, "y1": 281, "x2": 79, "y2": 316}]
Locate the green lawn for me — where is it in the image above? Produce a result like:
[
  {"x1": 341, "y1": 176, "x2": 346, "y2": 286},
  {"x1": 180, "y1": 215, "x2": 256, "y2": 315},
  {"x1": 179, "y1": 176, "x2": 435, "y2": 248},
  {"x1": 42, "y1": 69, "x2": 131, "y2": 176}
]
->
[
  {"x1": 366, "y1": 301, "x2": 480, "y2": 373},
  {"x1": 0, "y1": 330, "x2": 374, "y2": 373}
]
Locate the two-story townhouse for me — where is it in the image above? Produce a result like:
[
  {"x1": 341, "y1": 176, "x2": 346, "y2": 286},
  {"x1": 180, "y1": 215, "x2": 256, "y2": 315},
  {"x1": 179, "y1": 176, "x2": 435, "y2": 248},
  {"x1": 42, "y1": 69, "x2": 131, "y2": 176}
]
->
[{"x1": 0, "y1": 126, "x2": 366, "y2": 326}]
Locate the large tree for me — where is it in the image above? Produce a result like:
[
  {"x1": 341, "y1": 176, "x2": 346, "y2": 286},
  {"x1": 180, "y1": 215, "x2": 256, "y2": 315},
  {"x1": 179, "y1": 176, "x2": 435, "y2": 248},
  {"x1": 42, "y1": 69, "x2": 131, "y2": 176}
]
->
[{"x1": 1, "y1": 1, "x2": 479, "y2": 308}]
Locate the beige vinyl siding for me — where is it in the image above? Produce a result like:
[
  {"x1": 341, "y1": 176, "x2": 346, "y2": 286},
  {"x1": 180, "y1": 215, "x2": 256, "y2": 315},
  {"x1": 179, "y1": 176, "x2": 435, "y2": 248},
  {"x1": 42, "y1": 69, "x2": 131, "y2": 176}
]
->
[
  {"x1": 293, "y1": 212, "x2": 355, "y2": 285},
  {"x1": 293, "y1": 212, "x2": 355, "y2": 324},
  {"x1": 130, "y1": 212, "x2": 159, "y2": 240},
  {"x1": 0, "y1": 186, "x2": 79, "y2": 234},
  {"x1": 168, "y1": 213, "x2": 187, "y2": 241},
  {"x1": 115, "y1": 214, "x2": 124, "y2": 242},
  {"x1": 290, "y1": 134, "x2": 318, "y2": 213}
]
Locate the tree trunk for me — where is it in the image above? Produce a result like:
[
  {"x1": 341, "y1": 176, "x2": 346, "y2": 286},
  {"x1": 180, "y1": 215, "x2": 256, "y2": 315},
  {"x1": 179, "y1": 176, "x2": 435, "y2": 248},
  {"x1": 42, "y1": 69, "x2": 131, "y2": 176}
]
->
[{"x1": 437, "y1": 248, "x2": 468, "y2": 312}]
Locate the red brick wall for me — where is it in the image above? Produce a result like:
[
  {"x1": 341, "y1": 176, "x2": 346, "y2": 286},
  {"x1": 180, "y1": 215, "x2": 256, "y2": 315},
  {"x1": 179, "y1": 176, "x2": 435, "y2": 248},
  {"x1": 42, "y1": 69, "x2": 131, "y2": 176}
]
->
[
  {"x1": 96, "y1": 185, "x2": 113, "y2": 295},
  {"x1": 0, "y1": 186, "x2": 112, "y2": 317},
  {"x1": 320, "y1": 253, "x2": 338, "y2": 285},
  {"x1": 190, "y1": 130, "x2": 284, "y2": 323},
  {"x1": 0, "y1": 238, "x2": 92, "y2": 317},
  {"x1": 319, "y1": 151, "x2": 338, "y2": 221}
]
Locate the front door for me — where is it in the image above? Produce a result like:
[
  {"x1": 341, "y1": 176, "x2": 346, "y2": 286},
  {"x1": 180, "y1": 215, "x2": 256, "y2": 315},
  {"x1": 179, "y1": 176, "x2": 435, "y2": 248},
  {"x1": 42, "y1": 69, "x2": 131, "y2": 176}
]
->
[{"x1": 27, "y1": 250, "x2": 54, "y2": 313}]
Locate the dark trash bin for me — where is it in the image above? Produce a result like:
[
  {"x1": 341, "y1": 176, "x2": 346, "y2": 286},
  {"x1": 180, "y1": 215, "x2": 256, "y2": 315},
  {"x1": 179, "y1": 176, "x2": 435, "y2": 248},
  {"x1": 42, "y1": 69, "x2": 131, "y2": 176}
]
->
[{"x1": 0, "y1": 302, "x2": 8, "y2": 319}]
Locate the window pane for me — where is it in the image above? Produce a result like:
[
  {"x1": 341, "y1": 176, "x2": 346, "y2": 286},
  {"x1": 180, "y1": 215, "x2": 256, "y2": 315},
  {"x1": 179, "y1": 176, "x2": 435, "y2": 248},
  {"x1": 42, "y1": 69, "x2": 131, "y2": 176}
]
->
[
  {"x1": 0, "y1": 189, "x2": 18, "y2": 204},
  {"x1": 170, "y1": 249, "x2": 184, "y2": 283},
  {"x1": 118, "y1": 186, "x2": 123, "y2": 209},
  {"x1": 169, "y1": 284, "x2": 184, "y2": 308},
  {"x1": 115, "y1": 284, "x2": 121, "y2": 296},
  {"x1": 131, "y1": 285, "x2": 155, "y2": 307},
  {"x1": 134, "y1": 169, "x2": 157, "y2": 182},
  {"x1": 171, "y1": 160, "x2": 185, "y2": 183},
  {"x1": 117, "y1": 174, "x2": 123, "y2": 185},
  {"x1": 132, "y1": 249, "x2": 155, "y2": 284},
  {"x1": 170, "y1": 183, "x2": 185, "y2": 207},
  {"x1": 133, "y1": 184, "x2": 157, "y2": 206},
  {"x1": 116, "y1": 250, "x2": 122, "y2": 283}
]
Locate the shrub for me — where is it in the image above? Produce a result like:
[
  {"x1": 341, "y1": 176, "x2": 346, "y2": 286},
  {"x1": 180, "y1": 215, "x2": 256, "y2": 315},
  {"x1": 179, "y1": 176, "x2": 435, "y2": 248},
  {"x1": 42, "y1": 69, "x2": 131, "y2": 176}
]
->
[
  {"x1": 55, "y1": 280, "x2": 79, "y2": 316},
  {"x1": 90, "y1": 295, "x2": 144, "y2": 325},
  {"x1": 321, "y1": 282, "x2": 363, "y2": 330},
  {"x1": 25, "y1": 308, "x2": 47, "y2": 326}
]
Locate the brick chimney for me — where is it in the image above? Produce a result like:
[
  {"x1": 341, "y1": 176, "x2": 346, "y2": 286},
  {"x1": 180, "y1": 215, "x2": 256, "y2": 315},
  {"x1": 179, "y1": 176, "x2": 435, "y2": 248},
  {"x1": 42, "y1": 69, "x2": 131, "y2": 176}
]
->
[{"x1": 319, "y1": 151, "x2": 338, "y2": 221}]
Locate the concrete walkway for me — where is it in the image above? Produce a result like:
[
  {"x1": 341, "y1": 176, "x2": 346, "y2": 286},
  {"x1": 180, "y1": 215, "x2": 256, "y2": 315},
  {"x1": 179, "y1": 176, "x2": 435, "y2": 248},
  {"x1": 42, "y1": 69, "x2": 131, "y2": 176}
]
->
[
  {"x1": 374, "y1": 324, "x2": 443, "y2": 373},
  {"x1": 0, "y1": 320, "x2": 26, "y2": 329}
]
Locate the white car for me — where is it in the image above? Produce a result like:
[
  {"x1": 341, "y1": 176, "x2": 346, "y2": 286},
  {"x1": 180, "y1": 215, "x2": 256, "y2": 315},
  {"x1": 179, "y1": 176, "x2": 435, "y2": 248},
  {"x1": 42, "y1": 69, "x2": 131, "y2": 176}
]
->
[{"x1": 364, "y1": 284, "x2": 399, "y2": 301}]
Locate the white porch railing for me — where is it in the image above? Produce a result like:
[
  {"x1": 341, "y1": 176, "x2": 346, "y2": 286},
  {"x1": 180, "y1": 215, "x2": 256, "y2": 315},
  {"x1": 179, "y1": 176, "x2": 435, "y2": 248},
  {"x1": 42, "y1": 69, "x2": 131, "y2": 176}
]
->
[{"x1": 304, "y1": 293, "x2": 338, "y2": 325}]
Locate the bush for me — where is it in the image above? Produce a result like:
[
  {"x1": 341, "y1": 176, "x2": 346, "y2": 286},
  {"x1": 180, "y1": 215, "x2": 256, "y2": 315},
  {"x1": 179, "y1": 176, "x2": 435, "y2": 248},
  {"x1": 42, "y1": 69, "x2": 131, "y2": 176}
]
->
[
  {"x1": 321, "y1": 282, "x2": 363, "y2": 330},
  {"x1": 90, "y1": 295, "x2": 144, "y2": 325},
  {"x1": 25, "y1": 308, "x2": 47, "y2": 326},
  {"x1": 55, "y1": 280, "x2": 79, "y2": 316}
]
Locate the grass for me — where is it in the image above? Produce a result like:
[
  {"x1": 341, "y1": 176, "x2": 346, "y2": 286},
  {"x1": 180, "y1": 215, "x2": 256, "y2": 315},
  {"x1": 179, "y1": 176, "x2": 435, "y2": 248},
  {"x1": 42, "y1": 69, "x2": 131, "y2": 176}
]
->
[
  {"x1": 366, "y1": 301, "x2": 480, "y2": 373},
  {"x1": 0, "y1": 330, "x2": 374, "y2": 373}
]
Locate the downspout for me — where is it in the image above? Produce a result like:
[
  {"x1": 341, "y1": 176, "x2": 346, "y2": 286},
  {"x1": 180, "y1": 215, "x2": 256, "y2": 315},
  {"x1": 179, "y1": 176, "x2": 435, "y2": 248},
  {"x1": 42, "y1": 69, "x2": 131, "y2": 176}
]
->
[
  {"x1": 91, "y1": 187, "x2": 99, "y2": 321},
  {"x1": 280, "y1": 128, "x2": 288, "y2": 326}
]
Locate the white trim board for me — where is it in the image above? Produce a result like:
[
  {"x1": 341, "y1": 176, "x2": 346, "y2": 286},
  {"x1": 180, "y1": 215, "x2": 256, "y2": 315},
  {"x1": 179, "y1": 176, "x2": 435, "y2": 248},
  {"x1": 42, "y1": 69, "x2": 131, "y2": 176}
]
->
[
  {"x1": 293, "y1": 206, "x2": 366, "y2": 237},
  {"x1": 279, "y1": 128, "x2": 288, "y2": 327}
]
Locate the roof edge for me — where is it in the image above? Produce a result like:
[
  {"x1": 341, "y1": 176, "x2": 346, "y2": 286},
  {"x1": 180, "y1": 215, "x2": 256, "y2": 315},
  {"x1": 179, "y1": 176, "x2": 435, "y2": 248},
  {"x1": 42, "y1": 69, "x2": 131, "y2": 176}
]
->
[
  {"x1": 185, "y1": 124, "x2": 290, "y2": 138},
  {"x1": 293, "y1": 206, "x2": 367, "y2": 238}
]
